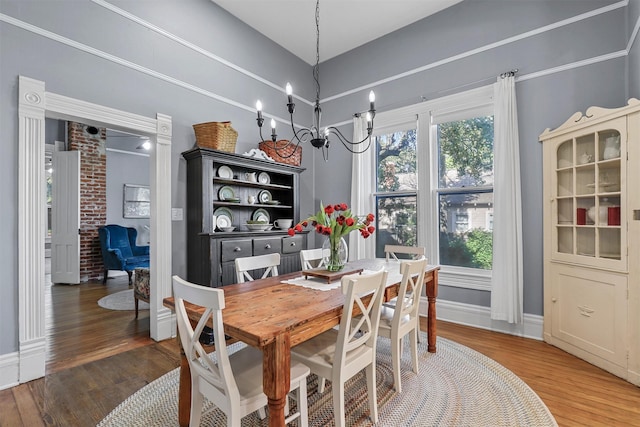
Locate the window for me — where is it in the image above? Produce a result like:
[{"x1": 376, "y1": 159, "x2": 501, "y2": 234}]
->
[
  {"x1": 373, "y1": 126, "x2": 418, "y2": 257},
  {"x1": 435, "y1": 116, "x2": 494, "y2": 270},
  {"x1": 370, "y1": 85, "x2": 494, "y2": 289}
]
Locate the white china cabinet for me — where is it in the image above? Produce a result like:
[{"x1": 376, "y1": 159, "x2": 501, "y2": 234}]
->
[{"x1": 540, "y1": 99, "x2": 640, "y2": 386}]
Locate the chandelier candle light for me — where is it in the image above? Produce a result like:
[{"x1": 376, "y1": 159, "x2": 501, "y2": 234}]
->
[
  {"x1": 289, "y1": 202, "x2": 375, "y2": 271},
  {"x1": 255, "y1": 0, "x2": 376, "y2": 161}
]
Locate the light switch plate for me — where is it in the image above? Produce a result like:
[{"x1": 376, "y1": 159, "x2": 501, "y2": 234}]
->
[{"x1": 171, "y1": 208, "x2": 183, "y2": 221}]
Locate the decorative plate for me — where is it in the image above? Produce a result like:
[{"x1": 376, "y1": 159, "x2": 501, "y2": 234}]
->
[
  {"x1": 245, "y1": 223, "x2": 270, "y2": 231},
  {"x1": 214, "y1": 207, "x2": 234, "y2": 229},
  {"x1": 217, "y1": 165, "x2": 233, "y2": 179},
  {"x1": 218, "y1": 185, "x2": 236, "y2": 201},
  {"x1": 258, "y1": 172, "x2": 271, "y2": 184},
  {"x1": 258, "y1": 190, "x2": 272, "y2": 204},
  {"x1": 265, "y1": 200, "x2": 280, "y2": 205},
  {"x1": 252, "y1": 208, "x2": 270, "y2": 223}
]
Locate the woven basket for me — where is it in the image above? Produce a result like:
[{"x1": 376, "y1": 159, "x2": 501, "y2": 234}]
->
[
  {"x1": 259, "y1": 140, "x2": 302, "y2": 166},
  {"x1": 193, "y1": 121, "x2": 238, "y2": 153}
]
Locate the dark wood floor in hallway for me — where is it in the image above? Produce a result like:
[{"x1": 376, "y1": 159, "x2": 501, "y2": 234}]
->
[{"x1": 0, "y1": 277, "x2": 638, "y2": 426}]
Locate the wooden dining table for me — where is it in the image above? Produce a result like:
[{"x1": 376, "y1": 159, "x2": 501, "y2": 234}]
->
[{"x1": 163, "y1": 258, "x2": 439, "y2": 427}]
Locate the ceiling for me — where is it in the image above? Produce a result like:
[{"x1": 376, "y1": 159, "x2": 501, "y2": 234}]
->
[{"x1": 212, "y1": 0, "x2": 463, "y2": 65}]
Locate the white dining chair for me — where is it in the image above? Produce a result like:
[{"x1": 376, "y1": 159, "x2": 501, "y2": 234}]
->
[
  {"x1": 377, "y1": 258, "x2": 427, "y2": 393},
  {"x1": 172, "y1": 275, "x2": 310, "y2": 427},
  {"x1": 384, "y1": 245, "x2": 427, "y2": 343},
  {"x1": 299, "y1": 248, "x2": 326, "y2": 270},
  {"x1": 291, "y1": 269, "x2": 388, "y2": 427},
  {"x1": 384, "y1": 244, "x2": 426, "y2": 261},
  {"x1": 235, "y1": 253, "x2": 280, "y2": 283}
]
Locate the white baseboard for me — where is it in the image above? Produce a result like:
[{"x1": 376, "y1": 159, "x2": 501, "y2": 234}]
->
[
  {"x1": 0, "y1": 352, "x2": 19, "y2": 391},
  {"x1": 420, "y1": 298, "x2": 544, "y2": 341},
  {"x1": 19, "y1": 338, "x2": 46, "y2": 383}
]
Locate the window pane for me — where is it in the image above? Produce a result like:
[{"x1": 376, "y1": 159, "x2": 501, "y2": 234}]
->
[
  {"x1": 375, "y1": 195, "x2": 417, "y2": 258},
  {"x1": 375, "y1": 129, "x2": 417, "y2": 192},
  {"x1": 437, "y1": 116, "x2": 494, "y2": 188},
  {"x1": 438, "y1": 191, "x2": 493, "y2": 269}
]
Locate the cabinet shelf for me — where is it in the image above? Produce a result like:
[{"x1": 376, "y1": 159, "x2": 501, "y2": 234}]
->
[
  {"x1": 541, "y1": 101, "x2": 638, "y2": 387},
  {"x1": 213, "y1": 177, "x2": 292, "y2": 190},
  {"x1": 213, "y1": 201, "x2": 293, "y2": 209},
  {"x1": 183, "y1": 147, "x2": 307, "y2": 288}
]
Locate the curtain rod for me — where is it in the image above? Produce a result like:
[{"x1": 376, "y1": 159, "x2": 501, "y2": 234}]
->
[{"x1": 369, "y1": 68, "x2": 520, "y2": 113}]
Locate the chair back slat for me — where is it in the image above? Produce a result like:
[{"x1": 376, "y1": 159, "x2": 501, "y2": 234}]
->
[
  {"x1": 299, "y1": 248, "x2": 327, "y2": 270},
  {"x1": 172, "y1": 275, "x2": 240, "y2": 401},
  {"x1": 235, "y1": 253, "x2": 281, "y2": 283},
  {"x1": 395, "y1": 258, "x2": 428, "y2": 322},
  {"x1": 384, "y1": 244, "x2": 425, "y2": 261},
  {"x1": 336, "y1": 269, "x2": 388, "y2": 366}
]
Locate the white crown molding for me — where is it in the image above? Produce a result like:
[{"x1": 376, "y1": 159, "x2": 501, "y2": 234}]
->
[
  {"x1": 2, "y1": 1, "x2": 634, "y2": 127},
  {"x1": 321, "y1": 0, "x2": 629, "y2": 103},
  {"x1": 91, "y1": 0, "x2": 314, "y2": 108}
]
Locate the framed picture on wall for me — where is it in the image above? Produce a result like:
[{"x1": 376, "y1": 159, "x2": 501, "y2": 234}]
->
[{"x1": 123, "y1": 184, "x2": 150, "y2": 218}]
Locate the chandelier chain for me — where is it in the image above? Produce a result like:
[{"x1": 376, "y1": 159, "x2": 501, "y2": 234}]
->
[
  {"x1": 254, "y1": 0, "x2": 376, "y2": 160},
  {"x1": 314, "y1": 0, "x2": 321, "y2": 104}
]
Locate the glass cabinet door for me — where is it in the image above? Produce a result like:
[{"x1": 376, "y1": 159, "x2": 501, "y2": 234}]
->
[{"x1": 553, "y1": 121, "x2": 625, "y2": 268}]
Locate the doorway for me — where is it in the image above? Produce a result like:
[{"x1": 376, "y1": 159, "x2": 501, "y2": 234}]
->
[{"x1": 17, "y1": 75, "x2": 174, "y2": 383}]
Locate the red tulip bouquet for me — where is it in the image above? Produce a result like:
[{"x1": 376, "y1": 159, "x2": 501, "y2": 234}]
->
[{"x1": 289, "y1": 202, "x2": 375, "y2": 271}]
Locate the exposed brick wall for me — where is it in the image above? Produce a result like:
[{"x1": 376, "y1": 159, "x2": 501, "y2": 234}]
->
[{"x1": 68, "y1": 122, "x2": 107, "y2": 282}]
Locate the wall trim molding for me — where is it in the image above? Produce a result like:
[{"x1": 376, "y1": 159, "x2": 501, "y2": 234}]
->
[
  {"x1": 320, "y1": 0, "x2": 628, "y2": 103},
  {"x1": 17, "y1": 75, "x2": 174, "y2": 385},
  {"x1": 91, "y1": 0, "x2": 314, "y2": 108},
  {"x1": 421, "y1": 298, "x2": 544, "y2": 341},
  {"x1": 1, "y1": 1, "x2": 633, "y2": 125}
]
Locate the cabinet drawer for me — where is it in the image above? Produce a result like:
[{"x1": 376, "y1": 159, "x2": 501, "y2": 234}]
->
[
  {"x1": 253, "y1": 237, "x2": 282, "y2": 256},
  {"x1": 282, "y1": 235, "x2": 304, "y2": 254},
  {"x1": 221, "y1": 239, "x2": 252, "y2": 262}
]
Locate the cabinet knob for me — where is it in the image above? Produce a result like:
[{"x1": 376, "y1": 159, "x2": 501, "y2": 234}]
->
[
  {"x1": 234, "y1": 247, "x2": 242, "y2": 252},
  {"x1": 552, "y1": 297, "x2": 557, "y2": 303},
  {"x1": 290, "y1": 242, "x2": 296, "y2": 247},
  {"x1": 265, "y1": 244, "x2": 271, "y2": 249}
]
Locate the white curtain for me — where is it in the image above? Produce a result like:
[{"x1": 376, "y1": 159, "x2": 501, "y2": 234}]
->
[
  {"x1": 349, "y1": 115, "x2": 374, "y2": 261},
  {"x1": 490, "y1": 75, "x2": 523, "y2": 324}
]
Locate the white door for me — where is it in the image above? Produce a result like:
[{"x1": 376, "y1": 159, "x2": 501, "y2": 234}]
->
[{"x1": 51, "y1": 151, "x2": 80, "y2": 284}]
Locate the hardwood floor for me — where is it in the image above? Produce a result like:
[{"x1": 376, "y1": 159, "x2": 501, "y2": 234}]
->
[{"x1": 1, "y1": 279, "x2": 639, "y2": 426}]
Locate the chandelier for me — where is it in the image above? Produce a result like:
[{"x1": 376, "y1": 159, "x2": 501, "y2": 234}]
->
[{"x1": 255, "y1": 0, "x2": 376, "y2": 160}]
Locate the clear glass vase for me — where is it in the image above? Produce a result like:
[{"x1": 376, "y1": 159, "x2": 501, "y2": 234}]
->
[{"x1": 322, "y1": 236, "x2": 349, "y2": 272}]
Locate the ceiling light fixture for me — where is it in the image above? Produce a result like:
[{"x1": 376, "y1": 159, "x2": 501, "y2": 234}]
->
[{"x1": 255, "y1": 0, "x2": 375, "y2": 161}]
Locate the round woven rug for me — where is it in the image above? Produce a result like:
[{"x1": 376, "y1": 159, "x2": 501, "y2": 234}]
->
[
  {"x1": 98, "y1": 336, "x2": 556, "y2": 426},
  {"x1": 97, "y1": 289, "x2": 149, "y2": 311}
]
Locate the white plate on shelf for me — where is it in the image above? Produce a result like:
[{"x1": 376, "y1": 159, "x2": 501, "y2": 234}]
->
[
  {"x1": 258, "y1": 190, "x2": 272, "y2": 204},
  {"x1": 217, "y1": 165, "x2": 233, "y2": 179},
  {"x1": 258, "y1": 172, "x2": 270, "y2": 184},
  {"x1": 245, "y1": 223, "x2": 271, "y2": 231},
  {"x1": 218, "y1": 185, "x2": 236, "y2": 201},
  {"x1": 214, "y1": 207, "x2": 233, "y2": 229},
  {"x1": 252, "y1": 208, "x2": 270, "y2": 223}
]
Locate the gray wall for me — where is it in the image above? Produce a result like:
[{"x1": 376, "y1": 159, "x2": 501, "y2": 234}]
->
[
  {"x1": 629, "y1": 0, "x2": 640, "y2": 97},
  {"x1": 0, "y1": 0, "x2": 313, "y2": 355},
  {"x1": 314, "y1": 0, "x2": 634, "y2": 314},
  {"x1": 106, "y1": 150, "x2": 150, "y2": 245},
  {"x1": 1, "y1": 0, "x2": 639, "y2": 357}
]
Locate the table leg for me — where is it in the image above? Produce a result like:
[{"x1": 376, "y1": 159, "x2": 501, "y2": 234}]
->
[
  {"x1": 177, "y1": 336, "x2": 191, "y2": 427},
  {"x1": 426, "y1": 269, "x2": 439, "y2": 353},
  {"x1": 263, "y1": 333, "x2": 291, "y2": 427}
]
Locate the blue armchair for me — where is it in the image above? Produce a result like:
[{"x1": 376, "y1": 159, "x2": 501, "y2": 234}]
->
[{"x1": 98, "y1": 224, "x2": 150, "y2": 285}]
